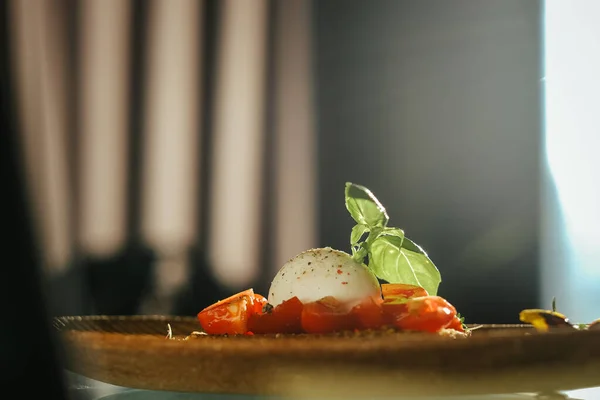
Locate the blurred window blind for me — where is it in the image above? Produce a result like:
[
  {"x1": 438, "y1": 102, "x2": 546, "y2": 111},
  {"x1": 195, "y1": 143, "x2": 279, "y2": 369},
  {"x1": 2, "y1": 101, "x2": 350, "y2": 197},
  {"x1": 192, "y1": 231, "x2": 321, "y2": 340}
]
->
[{"x1": 8, "y1": 0, "x2": 317, "y2": 316}]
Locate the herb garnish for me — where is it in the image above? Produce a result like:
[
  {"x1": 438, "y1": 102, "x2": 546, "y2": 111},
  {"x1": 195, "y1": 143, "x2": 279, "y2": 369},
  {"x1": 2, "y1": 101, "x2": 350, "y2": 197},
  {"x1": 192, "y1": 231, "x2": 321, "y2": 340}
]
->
[
  {"x1": 344, "y1": 182, "x2": 441, "y2": 296},
  {"x1": 457, "y1": 313, "x2": 468, "y2": 331}
]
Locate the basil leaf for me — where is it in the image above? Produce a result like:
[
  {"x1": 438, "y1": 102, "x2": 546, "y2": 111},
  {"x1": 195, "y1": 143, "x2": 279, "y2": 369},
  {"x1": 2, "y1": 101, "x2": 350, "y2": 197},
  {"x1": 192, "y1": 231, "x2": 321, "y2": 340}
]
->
[
  {"x1": 365, "y1": 226, "x2": 384, "y2": 246},
  {"x1": 401, "y1": 236, "x2": 429, "y2": 255},
  {"x1": 343, "y1": 182, "x2": 442, "y2": 295},
  {"x1": 368, "y1": 235, "x2": 441, "y2": 296},
  {"x1": 368, "y1": 235, "x2": 417, "y2": 286},
  {"x1": 399, "y1": 237, "x2": 441, "y2": 295},
  {"x1": 352, "y1": 243, "x2": 368, "y2": 262},
  {"x1": 345, "y1": 182, "x2": 389, "y2": 229},
  {"x1": 382, "y1": 227, "x2": 405, "y2": 240},
  {"x1": 350, "y1": 224, "x2": 368, "y2": 246}
]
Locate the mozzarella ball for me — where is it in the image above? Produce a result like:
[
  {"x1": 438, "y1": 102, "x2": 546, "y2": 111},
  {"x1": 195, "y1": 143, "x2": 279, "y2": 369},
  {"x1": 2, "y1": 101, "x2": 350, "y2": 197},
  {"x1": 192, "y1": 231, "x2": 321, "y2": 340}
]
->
[{"x1": 267, "y1": 247, "x2": 381, "y2": 309}]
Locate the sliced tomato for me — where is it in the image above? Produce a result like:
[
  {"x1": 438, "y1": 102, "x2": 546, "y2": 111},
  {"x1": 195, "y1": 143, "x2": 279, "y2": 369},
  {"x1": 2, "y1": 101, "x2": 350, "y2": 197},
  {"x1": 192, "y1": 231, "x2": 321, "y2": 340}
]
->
[
  {"x1": 301, "y1": 296, "x2": 357, "y2": 334},
  {"x1": 248, "y1": 296, "x2": 304, "y2": 334},
  {"x1": 350, "y1": 297, "x2": 385, "y2": 330},
  {"x1": 251, "y1": 293, "x2": 268, "y2": 314},
  {"x1": 381, "y1": 283, "x2": 428, "y2": 300},
  {"x1": 383, "y1": 295, "x2": 456, "y2": 333},
  {"x1": 197, "y1": 289, "x2": 257, "y2": 335}
]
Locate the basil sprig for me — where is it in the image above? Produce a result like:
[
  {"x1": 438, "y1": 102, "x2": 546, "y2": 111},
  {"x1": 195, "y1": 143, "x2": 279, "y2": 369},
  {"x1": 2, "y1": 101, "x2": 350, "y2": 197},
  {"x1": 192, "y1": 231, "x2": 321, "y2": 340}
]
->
[{"x1": 345, "y1": 182, "x2": 441, "y2": 296}]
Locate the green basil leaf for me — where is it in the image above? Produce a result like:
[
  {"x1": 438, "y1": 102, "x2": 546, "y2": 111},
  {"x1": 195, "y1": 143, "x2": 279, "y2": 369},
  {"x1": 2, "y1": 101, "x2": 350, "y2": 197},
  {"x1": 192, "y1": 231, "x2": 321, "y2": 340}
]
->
[
  {"x1": 351, "y1": 243, "x2": 368, "y2": 263},
  {"x1": 401, "y1": 236, "x2": 429, "y2": 255},
  {"x1": 350, "y1": 224, "x2": 368, "y2": 246},
  {"x1": 365, "y1": 226, "x2": 384, "y2": 246},
  {"x1": 368, "y1": 235, "x2": 441, "y2": 296},
  {"x1": 382, "y1": 227, "x2": 405, "y2": 240},
  {"x1": 343, "y1": 182, "x2": 442, "y2": 295},
  {"x1": 368, "y1": 235, "x2": 419, "y2": 287},
  {"x1": 345, "y1": 182, "x2": 389, "y2": 229},
  {"x1": 399, "y1": 237, "x2": 441, "y2": 295}
]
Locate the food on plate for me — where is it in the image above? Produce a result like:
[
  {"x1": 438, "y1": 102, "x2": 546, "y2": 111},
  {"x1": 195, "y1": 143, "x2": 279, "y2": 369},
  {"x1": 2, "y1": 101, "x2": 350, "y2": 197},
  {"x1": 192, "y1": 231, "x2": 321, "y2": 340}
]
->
[
  {"x1": 195, "y1": 182, "x2": 468, "y2": 337},
  {"x1": 519, "y1": 309, "x2": 576, "y2": 332},
  {"x1": 196, "y1": 289, "x2": 267, "y2": 335},
  {"x1": 267, "y1": 248, "x2": 381, "y2": 309},
  {"x1": 519, "y1": 298, "x2": 600, "y2": 332}
]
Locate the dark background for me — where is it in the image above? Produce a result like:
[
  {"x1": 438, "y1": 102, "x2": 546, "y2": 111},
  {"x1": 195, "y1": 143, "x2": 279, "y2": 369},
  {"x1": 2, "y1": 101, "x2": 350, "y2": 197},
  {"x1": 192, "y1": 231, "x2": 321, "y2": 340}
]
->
[{"x1": 315, "y1": 0, "x2": 542, "y2": 324}]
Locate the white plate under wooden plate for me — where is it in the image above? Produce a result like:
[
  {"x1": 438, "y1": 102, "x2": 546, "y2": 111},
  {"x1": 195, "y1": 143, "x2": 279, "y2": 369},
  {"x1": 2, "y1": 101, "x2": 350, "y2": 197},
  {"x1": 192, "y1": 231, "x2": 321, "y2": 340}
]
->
[{"x1": 54, "y1": 315, "x2": 600, "y2": 397}]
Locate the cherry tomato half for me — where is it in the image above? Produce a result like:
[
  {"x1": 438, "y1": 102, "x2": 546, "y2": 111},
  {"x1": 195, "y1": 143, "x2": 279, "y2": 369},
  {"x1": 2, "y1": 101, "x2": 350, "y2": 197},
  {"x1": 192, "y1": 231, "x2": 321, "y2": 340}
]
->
[
  {"x1": 301, "y1": 296, "x2": 357, "y2": 334},
  {"x1": 197, "y1": 289, "x2": 262, "y2": 335},
  {"x1": 251, "y1": 293, "x2": 268, "y2": 314},
  {"x1": 383, "y1": 295, "x2": 457, "y2": 333},
  {"x1": 381, "y1": 283, "x2": 428, "y2": 300},
  {"x1": 350, "y1": 297, "x2": 385, "y2": 330},
  {"x1": 248, "y1": 296, "x2": 304, "y2": 334}
]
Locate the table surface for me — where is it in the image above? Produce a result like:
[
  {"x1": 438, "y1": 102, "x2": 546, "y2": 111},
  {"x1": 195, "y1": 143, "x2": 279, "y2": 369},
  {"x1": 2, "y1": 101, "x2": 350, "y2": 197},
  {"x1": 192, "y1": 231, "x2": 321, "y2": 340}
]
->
[{"x1": 64, "y1": 372, "x2": 600, "y2": 400}]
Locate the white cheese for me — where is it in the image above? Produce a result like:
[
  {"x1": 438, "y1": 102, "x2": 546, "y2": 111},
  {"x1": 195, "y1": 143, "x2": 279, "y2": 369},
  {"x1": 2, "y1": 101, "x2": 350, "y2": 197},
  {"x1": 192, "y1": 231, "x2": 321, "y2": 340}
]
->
[{"x1": 267, "y1": 247, "x2": 381, "y2": 309}]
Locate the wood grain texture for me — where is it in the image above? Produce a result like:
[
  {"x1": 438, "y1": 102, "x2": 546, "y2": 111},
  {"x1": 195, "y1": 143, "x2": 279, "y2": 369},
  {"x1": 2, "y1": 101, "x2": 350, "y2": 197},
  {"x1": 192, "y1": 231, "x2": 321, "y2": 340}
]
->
[{"x1": 54, "y1": 315, "x2": 600, "y2": 396}]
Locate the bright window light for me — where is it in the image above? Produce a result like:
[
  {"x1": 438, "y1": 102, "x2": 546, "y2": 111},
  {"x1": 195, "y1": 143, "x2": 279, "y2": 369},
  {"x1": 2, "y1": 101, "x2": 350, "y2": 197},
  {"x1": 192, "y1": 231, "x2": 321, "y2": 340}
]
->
[{"x1": 542, "y1": 0, "x2": 600, "y2": 323}]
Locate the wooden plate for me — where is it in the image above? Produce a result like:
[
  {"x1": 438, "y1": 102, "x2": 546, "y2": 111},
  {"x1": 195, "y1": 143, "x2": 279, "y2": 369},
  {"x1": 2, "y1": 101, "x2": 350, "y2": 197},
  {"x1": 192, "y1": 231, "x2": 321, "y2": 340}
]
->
[{"x1": 54, "y1": 315, "x2": 600, "y2": 397}]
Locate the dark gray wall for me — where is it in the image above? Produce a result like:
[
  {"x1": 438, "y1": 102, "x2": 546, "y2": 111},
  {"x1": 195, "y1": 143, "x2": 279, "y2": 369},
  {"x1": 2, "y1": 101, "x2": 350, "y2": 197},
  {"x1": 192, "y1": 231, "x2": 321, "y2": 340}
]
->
[{"x1": 314, "y1": 0, "x2": 543, "y2": 323}]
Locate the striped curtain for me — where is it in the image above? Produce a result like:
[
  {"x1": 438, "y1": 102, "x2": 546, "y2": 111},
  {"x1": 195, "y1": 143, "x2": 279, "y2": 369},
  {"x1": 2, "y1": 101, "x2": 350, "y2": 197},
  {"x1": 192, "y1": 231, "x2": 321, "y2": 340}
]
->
[{"x1": 8, "y1": 0, "x2": 317, "y2": 316}]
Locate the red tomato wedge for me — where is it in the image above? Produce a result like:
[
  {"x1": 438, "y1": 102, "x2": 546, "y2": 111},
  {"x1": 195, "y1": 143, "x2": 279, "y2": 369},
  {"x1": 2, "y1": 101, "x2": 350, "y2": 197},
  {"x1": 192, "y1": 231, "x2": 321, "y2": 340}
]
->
[
  {"x1": 197, "y1": 287, "x2": 462, "y2": 335},
  {"x1": 383, "y1": 295, "x2": 457, "y2": 333},
  {"x1": 381, "y1": 283, "x2": 428, "y2": 300},
  {"x1": 248, "y1": 296, "x2": 304, "y2": 334},
  {"x1": 251, "y1": 293, "x2": 268, "y2": 314},
  {"x1": 301, "y1": 296, "x2": 357, "y2": 334},
  {"x1": 197, "y1": 289, "x2": 263, "y2": 335},
  {"x1": 350, "y1": 297, "x2": 385, "y2": 330}
]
